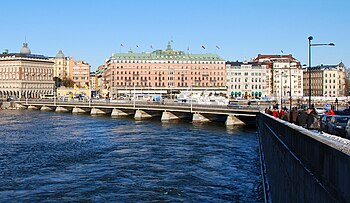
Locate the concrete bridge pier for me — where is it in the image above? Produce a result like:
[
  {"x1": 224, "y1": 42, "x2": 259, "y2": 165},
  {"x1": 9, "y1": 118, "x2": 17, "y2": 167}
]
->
[
  {"x1": 161, "y1": 111, "x2": 179, "y2": 122},
  {"x1": 111, "y1": 108, "x2": 132, "y2": 117},
  {"x1": 55, "y1": 106, "x2": 70, "y2": 113},
  {"x1": 72, "y1": 107, "x2": 89, "y2": 114},
  {"x1": 28, "y1": 105, "x2": 39, "y2": 110},
  {"x1": 161, "y1": 111, "x2": 190, "y2": 122},
  {"x1": 41, "y1": 106, "x2": 54, "y2": 111},
  {"x1": 192, "y1": 113, "x2": 211, "y2": 123},
  {"x1": 15, "y1": 103, "x2": 27, "y2": 109},
  {"x1": 134, "y1": 109, "x2": 161, "y2": 120},
  {"x1": 225, "y1": 115, "x2": 245, "y2": 126},
  {"x1": 90, "y1": 108, "x2": 111, "y2": 115}
]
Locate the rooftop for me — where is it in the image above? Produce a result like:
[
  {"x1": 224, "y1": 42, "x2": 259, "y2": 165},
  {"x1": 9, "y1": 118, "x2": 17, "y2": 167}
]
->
[{"x1": 110, "y1": 42, "x2": 224, "y2": 61}]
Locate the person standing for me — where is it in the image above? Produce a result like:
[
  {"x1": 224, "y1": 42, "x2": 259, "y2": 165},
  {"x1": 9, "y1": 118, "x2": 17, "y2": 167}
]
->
[
  {"x1": 306, "y1": 107, "x2": 318, "y2": 129},
  {"x1": 297, "y1": 110, "x2": 308, "y2": 128}
]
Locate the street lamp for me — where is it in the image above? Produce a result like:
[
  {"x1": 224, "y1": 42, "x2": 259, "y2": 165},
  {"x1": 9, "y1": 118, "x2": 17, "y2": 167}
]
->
[{"x1": 308, "y1": 36, "x2": 335, "y2": 108}]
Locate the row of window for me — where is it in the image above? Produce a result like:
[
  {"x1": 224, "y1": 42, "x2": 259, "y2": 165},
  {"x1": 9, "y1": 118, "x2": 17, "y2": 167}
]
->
[
  {"x1": 110, "y1": 65, "x2": 225, "y2": 70},
  {"x1": 109, "y1": 70, "x2": 225, "y2": 76},
  {"x1": 230, "y1": 84, "x2": 262, "y2": 89},
  {"x1": 112, "y1": 60, "x2": 225, "y2": 65},
  {"x1": 110, "y1": 76, "x2": 224, "y2": 81},
  {"x1": 110, "y1": 82, "x2": 225, "y2": 87}
]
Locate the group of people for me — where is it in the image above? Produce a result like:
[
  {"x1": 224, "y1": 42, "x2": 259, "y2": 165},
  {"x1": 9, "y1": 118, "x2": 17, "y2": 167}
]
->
[{"x1": 265, "y1": 106, "x2": 320, "y2": 130}]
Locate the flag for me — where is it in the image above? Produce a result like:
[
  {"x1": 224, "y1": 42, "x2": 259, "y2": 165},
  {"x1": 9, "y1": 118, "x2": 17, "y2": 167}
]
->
[
  {"x1": 281, "y1": 50, "x2": 283, "y2": 54},
  {"x1": 216, "y1": 45, "x2": 220, "y2": 49},
  {"x1": 201, "y1": 45, "x2": 205, "y2": 49},
  {"x1": 120, "y1": 44, "x2": 124, "y2": 47},
  {"x1": 136, "y1": 45, "x2": 139, "y2": 48},
  {"x1": 187, "y1": 47, "x2": 190, "y2": 51},
  {"x1": 151, "y1": 45, "x2": 153, "y2": 49}
]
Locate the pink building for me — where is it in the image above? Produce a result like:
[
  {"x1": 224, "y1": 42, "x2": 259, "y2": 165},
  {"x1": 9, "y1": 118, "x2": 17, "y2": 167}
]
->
[{"x1": 104, "y1": 42, "x2": 226, "y2": 98}]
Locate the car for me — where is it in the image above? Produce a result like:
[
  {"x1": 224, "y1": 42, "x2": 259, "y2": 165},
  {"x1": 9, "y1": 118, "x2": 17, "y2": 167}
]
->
[
  {"x1": 227, "y1": 101, "x2": 241, "y2": 109},
  {"x1": 327, "y1": 116, "x2": 350, "y2": 137},
  {"x1": 346, "y1": 119, "x2": 350, "y2": 139},
  {"x1": 321, "y1": 115, "x2": 333, "y2": 133},
  {"x1": 315, "y1": 107, "x2": 327, "y2": 115},
  {"x1": 7, "y1": 96, "x2": 15, "y2": 102}
]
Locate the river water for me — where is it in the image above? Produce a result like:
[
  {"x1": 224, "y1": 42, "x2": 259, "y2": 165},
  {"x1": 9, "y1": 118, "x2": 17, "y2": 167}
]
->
[{"x1": 0, "y1": 110, "x2": 263, "y2": 202}]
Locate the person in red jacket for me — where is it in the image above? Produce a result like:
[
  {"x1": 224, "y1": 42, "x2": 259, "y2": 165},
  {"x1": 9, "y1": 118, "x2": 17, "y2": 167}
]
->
[{"x1": 325, "y1": 109, "x2": 335, "y2": 115}]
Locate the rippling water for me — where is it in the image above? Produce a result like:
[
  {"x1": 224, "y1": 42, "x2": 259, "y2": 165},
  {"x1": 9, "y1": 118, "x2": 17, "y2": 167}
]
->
[{"x1": 0, "y1": 110, "x2": 263, "y2": 202}]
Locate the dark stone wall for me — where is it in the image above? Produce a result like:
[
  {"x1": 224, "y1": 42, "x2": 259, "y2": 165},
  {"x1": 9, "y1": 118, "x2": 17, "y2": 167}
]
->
[{"x1": 258, "y1": 113, "x2": 350, "y2": 203}]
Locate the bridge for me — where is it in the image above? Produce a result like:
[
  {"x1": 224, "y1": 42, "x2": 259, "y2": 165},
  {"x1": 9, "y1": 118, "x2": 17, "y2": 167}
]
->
[
  {"x1": 14, "y1": 100, "x2": 260, "y2": 126},
  {"x1": 257, "y1": 112, "x2": 350, "y2": 202}
]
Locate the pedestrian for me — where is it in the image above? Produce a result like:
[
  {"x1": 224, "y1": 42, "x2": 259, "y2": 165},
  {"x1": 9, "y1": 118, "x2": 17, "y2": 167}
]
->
[
  {"x1": 306, "y1": 107, "x2": 318, "y2": 129},
  {"x1": 290, "y1": 107, "x2": 299, "y2": 124},
  {"x1": 272, "y1": 108, "x2": 279, "y2": 118},
  {"x1": 296, "y1": 110, "x2": 308, "y2": 128}
]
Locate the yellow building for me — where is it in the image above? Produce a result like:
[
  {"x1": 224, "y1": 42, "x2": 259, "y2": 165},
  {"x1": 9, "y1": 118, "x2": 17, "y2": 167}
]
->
[{"x1": 51, "y1": 50, "x2": 91, "y2": 88}]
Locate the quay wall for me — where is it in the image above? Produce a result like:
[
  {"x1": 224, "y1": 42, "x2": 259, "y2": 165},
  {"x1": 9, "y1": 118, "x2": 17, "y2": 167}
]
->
[{"x1": 257, "y1": 113, "x2": 350, "y2": 203}]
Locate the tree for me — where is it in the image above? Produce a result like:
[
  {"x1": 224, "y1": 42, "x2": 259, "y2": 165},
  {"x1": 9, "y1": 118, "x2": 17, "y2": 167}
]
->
[{"x1": 61, "y1": 78, "x2": 74, "y2": 87}]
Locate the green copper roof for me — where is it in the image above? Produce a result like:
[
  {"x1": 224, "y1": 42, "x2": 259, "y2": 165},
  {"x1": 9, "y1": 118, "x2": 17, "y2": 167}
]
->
[{"x1": 110, "y1": 43, "x2": 224, "y2": 61}]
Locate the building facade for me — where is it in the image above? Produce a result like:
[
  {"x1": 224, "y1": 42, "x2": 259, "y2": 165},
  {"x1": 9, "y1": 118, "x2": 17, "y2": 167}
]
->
[
  {"x1": 52, "y1": 50, "x2": 69, "y2": 79},
  {"x1": 51, "y1": 50, "x2": 91, "y2": 88},
  {"x1": 104, "y1": 42, "x2": 226, "y2": 98},
  {"x1": 253, "y1": 54, "x2": 304, "y2": 102},
  {"x1": 0, "y1": 43, "x2": 54, "y2": 99},
  {"x1": 69, "y1": 59, "x2": 90, "y2": 87},
  {"x1": 303, "y1": 62, "x2": 346, "y2": 98},
  {"x1": 226, "y1": 61, "x2": 269, "y2": 99}
]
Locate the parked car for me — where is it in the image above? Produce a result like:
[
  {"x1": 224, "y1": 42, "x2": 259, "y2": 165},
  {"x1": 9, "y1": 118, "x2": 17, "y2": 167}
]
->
[
  {"x1": 321, "y1": 115, "x2": 333, "y2": 133},
  {"x1": 346, "y1": 119, "x2": 350, "y2": 139},
  {"x1": 7, "y1": 96, "x2": 15, "y2": 102},
  {"x1": 315, "y1": 107, "x2": 327, "y2": 115},
  {"x1": 327, "y1": 116, "x2": 350, "y2": 137},
  {"x1": 227, "y1": 101, "x2": 241, "y2": 109}
]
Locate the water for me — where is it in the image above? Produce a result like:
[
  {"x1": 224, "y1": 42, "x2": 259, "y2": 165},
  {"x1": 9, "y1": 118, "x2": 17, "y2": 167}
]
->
[{"x1": 0, "y1": 110, "x2": 263, "y2": 202}]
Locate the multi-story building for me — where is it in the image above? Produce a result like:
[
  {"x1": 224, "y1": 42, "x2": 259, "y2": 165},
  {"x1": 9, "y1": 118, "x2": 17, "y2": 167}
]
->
[
  {"x1": 253, "y1": 54, "x2": 304, "y2": 102},
  {"x1": 51, "y1": 50, "x2": 91, "y2": 88},
  {"x1": 303, "y1": 62, "x2": 346, "y2": 98},
  {"x1": 69, "y1": 59, "x2": 90, "y2": 87},
  {"x1": 226, "y1": 61, "x2": 268, "y2": 99},
  {"x1": 52, "y1": 50, "x2": 69, "y2": 79},
  {"x1": 104, "y1": 42, "x2": 226, "y2": 98},
  {"x1": 0, "y1": 43, "x2": 54, "y2": 99},
  {"x1": 90, "y1": 72, "x2": 97, "y2": 90}
]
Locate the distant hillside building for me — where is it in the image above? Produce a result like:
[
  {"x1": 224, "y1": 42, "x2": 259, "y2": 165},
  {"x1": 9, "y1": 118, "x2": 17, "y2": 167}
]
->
[
  {"x1": 303, "y1": 62, "x2": 346, "y2": 97},
  {"x1": 104, "y1": 42, "x2": 226, "y2": 98}
]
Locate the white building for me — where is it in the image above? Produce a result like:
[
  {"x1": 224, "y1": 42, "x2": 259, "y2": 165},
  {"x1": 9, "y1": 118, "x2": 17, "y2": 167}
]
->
[
  {"x1": 253, "y1": 54, "x2": 304, "y2": 104},
  {"x1": 0, "y1": 43, "x2": 54, "y2": 99},
  {"x1": 226, "y1": 61, "x2": 268, "y2": 99}
]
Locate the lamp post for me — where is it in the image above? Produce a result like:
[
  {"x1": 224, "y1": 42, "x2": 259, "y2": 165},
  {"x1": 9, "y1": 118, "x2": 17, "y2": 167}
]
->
[{"x1": 308, "y1": 36, "x2": 335, "y2": 108}]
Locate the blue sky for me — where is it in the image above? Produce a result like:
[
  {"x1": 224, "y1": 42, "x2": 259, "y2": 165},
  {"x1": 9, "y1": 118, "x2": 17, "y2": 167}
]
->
[{"x1": 0, "y1": 0, "x2": 348, "y2": 70}]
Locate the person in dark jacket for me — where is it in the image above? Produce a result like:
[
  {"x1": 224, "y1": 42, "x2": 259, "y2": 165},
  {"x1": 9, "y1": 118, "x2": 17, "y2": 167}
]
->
[
  {"x1": 290, "y1": 107, "x2": 299, "y2": 124},
  {"x1": 306, "y1": 107, "x2": 317, "y2": 129},
  {"x1": 297, "y1": 110, "x2": 308, "y2": 128}
]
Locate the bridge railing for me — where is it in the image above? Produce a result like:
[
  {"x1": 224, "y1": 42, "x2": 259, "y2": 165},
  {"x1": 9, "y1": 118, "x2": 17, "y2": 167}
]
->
[
  {"x1": 17, "y1": 99, "x2": 262, "y2": 111},
  {"x1": 258, "y1": 112, "x2": 350, "y2": 202}
]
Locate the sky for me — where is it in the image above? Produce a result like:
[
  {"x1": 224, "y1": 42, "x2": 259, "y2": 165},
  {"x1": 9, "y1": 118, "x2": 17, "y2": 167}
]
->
[{"x1": 0, "y1": 0, "x2": 349, "y2": 70}]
